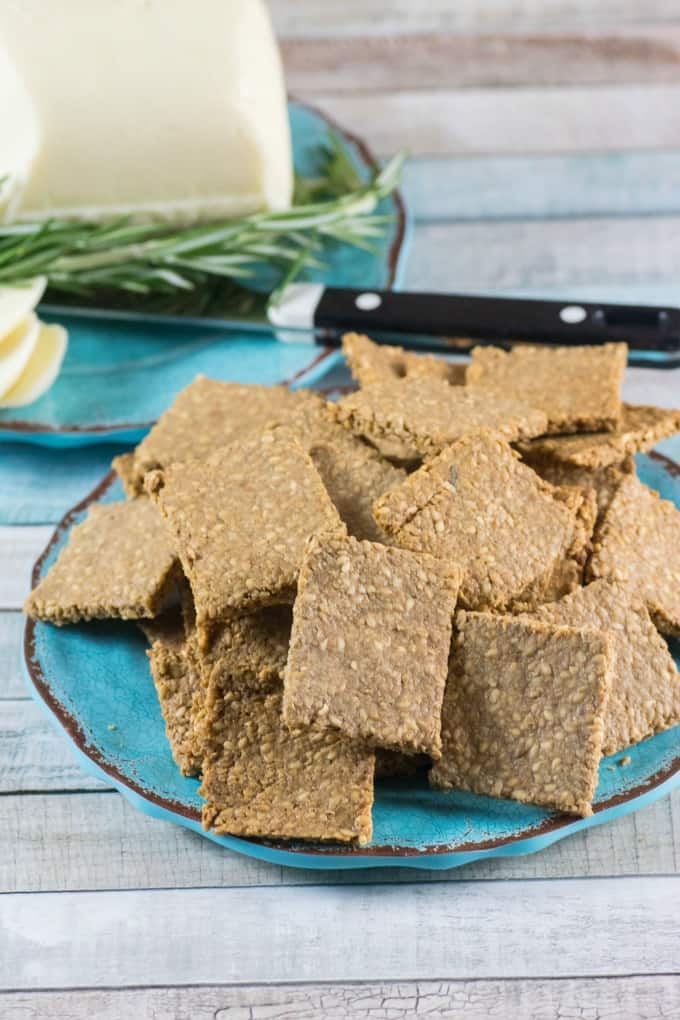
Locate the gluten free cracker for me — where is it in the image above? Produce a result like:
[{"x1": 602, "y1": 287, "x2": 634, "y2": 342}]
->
[
  {"x1": 200, "y1": 685, "x2": 375, "y2": 844},
  {"x1": 201, "y1": 605, "x2": 291, "y2": 692},
  {"x1": 111, "y1": 452, "x2": 139, "y2": 499},
  {"x1": 145, "y1": 429, "x2": 344, "y2": 628},
  {"x1": 343, "y1": 332, "x2": 466, "y2": 388},
  {"x1": 333, "y1": 376, "x2": 548, "y2": 461},
  {"x1": 25, "y1": 500, "x2": 178, "y2": 625},
  {"x1": 430, "y1": 612, "x2": 611, "y2": 816},
  {"x1": 268, "y1": 396, "x2": 406, "y2": 542},
  {"x1": 520, "y1": 453, "x2": 634, "y2": 515},
  {"x1": 466, "y1": 343, "x2": 627, "y2": 434},
  {"x1": 588, "y1": 473, "x2": 680, "y2": 637},
  {"x1": 146, "y1": 611, "x2": 204, "y2": 777},
  {"x1": 518, "y1": 403, "x2": 680, "y2": 470},
  {"x1": 528, "y1": 580, "x2": 680, "y2": 755},
  {"x1": 283, "y1": 534, "x2": 460, "y2": 757},
  {"x1": 129, "y1": 376, "x2": 319, "y2": 493},
  {"x1": 373, "y1": 432, "x2": 575, "y2": 612}
]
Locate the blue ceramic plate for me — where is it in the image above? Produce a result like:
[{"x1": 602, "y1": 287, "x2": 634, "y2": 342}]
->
[
  {"x1": 23, "y1": 451, "x2": 680, "y2": 870},
  {"x1": 1, "y1": 100, "x2": 407, "y2": 447}
]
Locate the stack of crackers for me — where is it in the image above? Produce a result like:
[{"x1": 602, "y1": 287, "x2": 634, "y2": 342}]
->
[{"x1": 26, "y1": 333, "x2": 680, "y2": 844}]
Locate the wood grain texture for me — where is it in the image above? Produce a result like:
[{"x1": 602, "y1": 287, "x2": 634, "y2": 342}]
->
[
  {"x1": 309, "y1": 85, "x2": 680, "y2": 156},
  {"x1": 0, "y1": 700, "x2": 106, "y2": 794},
  {"x1": 0, "y1": 613, "x2": 25, "y2": 699},
  {"x1": 283, "y1": 28, "x2": 680, "y2": 92},
  {"x1": 1, "y1": 877, "x2": 678, "y2": 988},
  {"x1": 404, "y1": 151, "x2": 680, "y2": 221},
  {"x1": 270, "y1": 1, "x2": 680, "y2": 38},
  {"x1": 406, "y1": 215, "x2": 680, "y2": 294},
  {"x1": 1, "y1": 787, "x2": 679, "y2": 894},
  {"x1": 0, "y1": 526, "x2": 51, "y2": 610},
  {"x1": 3, "y1": 976, "x2": 679, "y2": 1019}
]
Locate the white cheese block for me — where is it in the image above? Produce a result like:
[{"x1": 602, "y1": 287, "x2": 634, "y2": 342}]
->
[
  {"x1": 0, "y1": 277, "x2": 46, "y2": 341},
  {"x1": 0, "y1": 45, "x2": 40, "y2": 217},
  {"x1": 0, "y1": 0, "x2": 293, "y2": 224},
  {"x1": 0, "y1": 313, "x2": 41, "y2": 398},
  {"x1": 0, "y1": 321, "x2": 67, "y2": 407}
]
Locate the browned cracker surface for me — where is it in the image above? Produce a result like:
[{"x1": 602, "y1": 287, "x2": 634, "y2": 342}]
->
[
  {"x1": 518, "y1": 403, "x2": 680, "y2": 469},
  {"x1": 334, "y1": 376, "x2": 547, "y2": 461},
  {"x1": 283, "y1": 534, "x2": 460, "y2": 757},
  {"x1": 528, "y1": 580, "x2": 680, "y2": 755},
  {"x1": 342, "y1": 332, "x2": 466, "y2": 387},
  {"x1": 466, "y1": 343, "x2": 627, "y2": 434},
  {"x1": 588, "y1": 473, "x2": 680, "y2": 637},
  {"x1": 268, "y1": 397, "x2": 406, "y2": 542},
  {"x1": 146, "y1": 612, "x2": 204, "y2": 777},
  {"x1": 145, "y1": 429, "x2": 344, "y2": 627},
  {"x1": 25, "y1": 500, "x2": 178, "y2": 625},
  {"x1": 201, "y1": 605, "x2": 291, "y2": 692},
  {"x1": 430, "y1": 612, "x2": 611, "y2": 816},
  {"x1": 520, "y1": 453, "x2": 634, "y2": 515},
  {"x1": 200, "y1": 685, "x2": 375, "y2": 844},
  {"x1": 522, "y1": 484, "x2": 597, "y2": 607},
  {"x1": 129, "y1": 376, "x2": 319, "y2": 492},
  {"x1": 373, "y1": 432, "x2": 574, "y2": 611}
]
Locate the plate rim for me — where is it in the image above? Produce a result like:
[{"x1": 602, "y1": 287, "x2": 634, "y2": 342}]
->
[
  {"x1": 0, "y1": 96, "x2": 408, "y2": 440},
  {"x1": 22, "y1": 450, "x2": 680, "y2": 868}
]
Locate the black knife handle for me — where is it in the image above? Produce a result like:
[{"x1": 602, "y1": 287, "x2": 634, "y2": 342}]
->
[{"x1": 313, "y1": 288, "x2": 680, "y2": 353}]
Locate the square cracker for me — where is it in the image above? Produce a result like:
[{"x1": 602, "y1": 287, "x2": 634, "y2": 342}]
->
[
  {"x1": 268, "y1": 397, "x2": 406, "y2": 542},
  {"x1": 520, "y1": 452, "x2": 634, "y2": 515},
  {"x1": 283, "y1": 534, "x2": 460, "y2": 757},
  {"x1": 528, "y1": 580, "x2": 680, "y2": 755},
  {"x1": 25, "y1": 500, "x2": 178, "y2": 625},
  {"x1": 430, "y1": 612, "x2": 611, "y2": 816},
  {"x1": 200, "y1": 684, "x2": 375, "y2": 844},
  {"x1": 333, "y1": 376, "x2": 548, "y2": 461},
  {"x1": 373, "y1": 432, "x2": 575, "y2": 612},
  {"x1": 518, "y1": 403, "x2": 680, "y2": 470},
  {"x1": 145, "y1": 610, "x2": 204, "y2": 777},
  {"x1": 588, "y1": 473, "x2": 680, "y2": 637},
  {"x1": 342, "y1": 332, "x2": 466, "y2": 388},
  {"x1": 129, "y1": 376, "x2": 319, "y2": 493},
  {"x1": 145, "y1": 430, "x2": 344, "y2": 628},
  {"x1": 466, "y1": 343, "x2": 627, "y2": 434}
]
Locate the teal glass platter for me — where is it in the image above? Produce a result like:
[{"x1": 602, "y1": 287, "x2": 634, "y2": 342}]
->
[
  {"x1": 23, "y1": 451, "x2": 680, "y2": 870},
  {"x1": 0, "y1": 100, "x2": 407, "y2": 447}
]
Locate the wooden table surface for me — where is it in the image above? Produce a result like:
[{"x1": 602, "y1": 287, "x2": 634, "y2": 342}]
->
[{"x1": 3, "y1": 3, "x2": 680, "y2": 1016}]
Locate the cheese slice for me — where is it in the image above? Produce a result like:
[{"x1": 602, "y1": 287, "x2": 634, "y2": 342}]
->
[
  {"x1": 0, "y1": 313, "x2": 41, "y2": 398},
  {"x1": 0, "y1": 0, "x2": 293, "y2": 224},
  {"x1": 0, "y1": 44, "x2": 40, "y2": 217},
  {"x1": 0, "y1": 321, "x2": 67, "y2": 407},
  {"x1": 0, "y1": 277, "x2": 46, "y2": 342}
]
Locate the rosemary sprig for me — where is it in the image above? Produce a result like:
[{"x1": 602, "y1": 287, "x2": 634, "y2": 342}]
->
[{"x1": 0, "y1": 145, "x2": 404, "y2": 300}]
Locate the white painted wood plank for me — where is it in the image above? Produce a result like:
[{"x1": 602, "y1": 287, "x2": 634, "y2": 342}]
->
[
  {"x1": 271, "y1": 1, "x2": 680, "y2": 38},
  {"x1": 0, "y1": 613, "x2": 25, "y2": 699},
  {"x1": 3, "y1": 976, "x2": 678, "y2": 1020},
  {"x1": 0, "y1": 526, "x2": 52, "y2": 610},
  {"x1": 1, "y1": 787, "x2": 678, "y2": 893},
  {"x1": 403, "y1": 151, "x2": 680, "y2": 222},
  {"x1": 0, "y1": 700, "x2": 106, "y2": 793},
  {"x1": 283, "y1": 27, "x2": 680, "y2": 93},
  {"x1": 309, "y1": 85, "x2": 680, "y2": 156},
  {"x1": 1, "y1": 877, "x2": 678, "y2": 988},
  {"x1": 405, "y1": 215, "x2": 680, "y2": 294}
]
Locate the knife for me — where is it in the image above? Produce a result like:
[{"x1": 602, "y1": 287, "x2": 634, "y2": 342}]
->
[{"x1": 43, "y1": 282, "x2": 680, "y2": 362}]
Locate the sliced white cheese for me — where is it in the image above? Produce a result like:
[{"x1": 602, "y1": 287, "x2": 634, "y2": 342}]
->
[
  {"x1": 0, "y1": 277, "x2": 46, "y2": 342},
  {"x1": 0, "y1": 0, "x2": 293, "y2": 224},
  {"x1": 0, "y1": 44, "x2": 40, "y2": 218},
  {"x1": 0, "y1": 312, "x2": 41, "y2": 398},
  {"x1": 0, "y1": 320, "x2": 67, "y2": 407}
]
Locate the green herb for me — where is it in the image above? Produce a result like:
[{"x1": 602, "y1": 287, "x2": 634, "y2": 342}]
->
[{"x1": 0, "y1": 142, "x2": 404, "y2": 302}]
